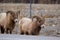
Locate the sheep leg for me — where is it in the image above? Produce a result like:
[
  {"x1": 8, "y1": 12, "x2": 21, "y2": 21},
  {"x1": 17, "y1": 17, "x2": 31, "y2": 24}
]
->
[
  {"x1": 0, "y1": 26, "x2": 5, "y2": 34},
  {"x1": 20, "y1": 30, "x2": 24, "y2": 35},
  {"x1": 20, "y1": 29, "x2": 24, "y2": 35},
  {"x1": 10, "y1": 29, "x2": 13, "y2": 34}
]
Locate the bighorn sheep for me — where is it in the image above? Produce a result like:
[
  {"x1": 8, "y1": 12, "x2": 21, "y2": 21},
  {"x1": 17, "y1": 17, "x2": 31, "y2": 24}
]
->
[{"x1": 19, "y1": 15, "x2": 45, "y2": 35}]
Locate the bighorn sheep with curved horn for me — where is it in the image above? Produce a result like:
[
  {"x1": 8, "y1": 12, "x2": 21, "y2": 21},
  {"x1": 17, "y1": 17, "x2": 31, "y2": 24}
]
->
[
  {"x1": 0, "y1": 11, "x2": 18, "y2": 34},
  {"x1": 19, "y1": 15, "x2": 45, "y2": 35}
]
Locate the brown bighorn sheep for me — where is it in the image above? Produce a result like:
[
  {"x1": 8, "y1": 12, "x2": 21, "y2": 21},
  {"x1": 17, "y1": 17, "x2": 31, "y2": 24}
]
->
[
  {"x1": 0, "y1": 11, "x2": 17, "y2": 34},
  {"x1": 19, "y1": 15, "x2": 45, "y2": 35}
]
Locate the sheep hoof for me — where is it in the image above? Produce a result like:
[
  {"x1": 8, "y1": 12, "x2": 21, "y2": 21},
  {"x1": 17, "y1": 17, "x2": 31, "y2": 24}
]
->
[{"x1": 20, "y1": 32, "x2": 24, "y2": 35}]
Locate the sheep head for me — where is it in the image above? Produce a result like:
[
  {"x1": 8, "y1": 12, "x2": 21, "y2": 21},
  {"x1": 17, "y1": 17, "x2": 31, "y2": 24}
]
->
[
  {"x1": 6, "y1": 11, "x2": 17, "y2": 21},
  {"x1": 31, "y1": 15, "x2": 45, "y2": 35},
  {"x1": 32, "y1": 15, "x2": 45, "y2": 26}
]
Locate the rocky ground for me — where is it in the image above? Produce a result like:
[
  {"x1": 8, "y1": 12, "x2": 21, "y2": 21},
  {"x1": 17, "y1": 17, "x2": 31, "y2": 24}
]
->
[{"x1": 0, "y1": 34, "x2": 60, "y2": 40}]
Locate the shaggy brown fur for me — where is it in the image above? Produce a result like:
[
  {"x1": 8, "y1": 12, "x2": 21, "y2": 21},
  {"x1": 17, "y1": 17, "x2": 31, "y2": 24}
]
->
[
  {"x1": 5, "y1": 11, "x2": 16, "y2": 34},
  {"x1": 19, "y1": 15, "x2": 45, "y2": 35},
  {"x1": 0, "y1": 11, "x2": 17, "y2": 34}
]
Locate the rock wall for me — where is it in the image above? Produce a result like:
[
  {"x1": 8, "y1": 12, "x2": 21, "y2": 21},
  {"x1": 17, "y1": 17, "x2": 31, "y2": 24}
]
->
[{"x1": 0, "y1": 3, "x2": 60, "y2": 17}]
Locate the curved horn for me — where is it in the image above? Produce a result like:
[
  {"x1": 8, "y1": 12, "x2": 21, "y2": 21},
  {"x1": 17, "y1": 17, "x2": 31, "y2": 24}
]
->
[
  {"x1": 32, "y1": 15, "x2": 41, "y2": 21},
  {"x1": 32, "y1": 15, "x2": 45, "y2": 25}
]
